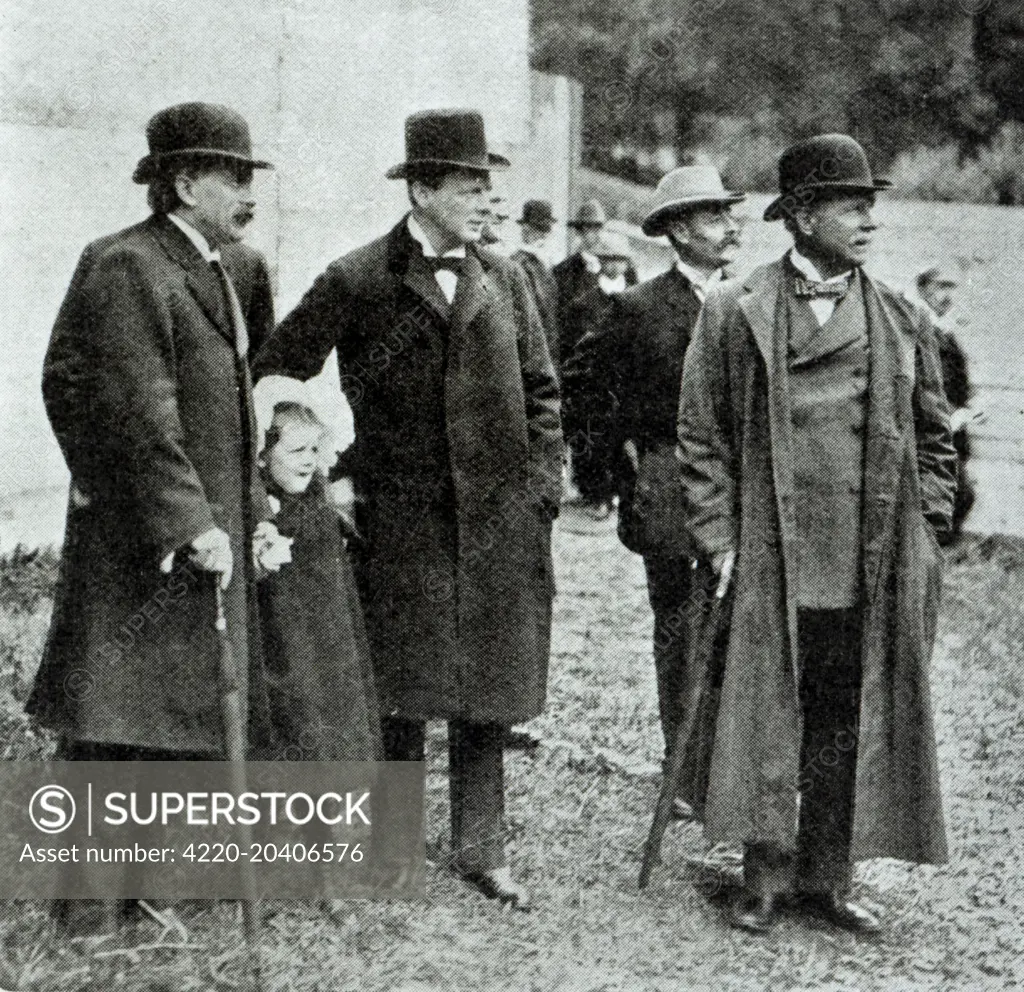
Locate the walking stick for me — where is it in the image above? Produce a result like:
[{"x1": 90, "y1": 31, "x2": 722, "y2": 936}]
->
[
  {"x1": 214, "y1": 582, "x2": 263, "y2": 992},
  {"x1": 638, "y1": 578, "x2": 732, "y2": 890}
]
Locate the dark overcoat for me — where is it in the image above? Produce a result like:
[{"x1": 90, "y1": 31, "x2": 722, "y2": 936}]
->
[
  {"x1": 677, "y1": 260, "x2": 956, "y2": 864},
  {"x1": 254, "y1": 218, "x2": 563, "y2": 725},
  {"x1": 552, "y1": 251, "x2": 638, "y2": 332},
  {"x1": 27, "y1": 215, "x2": 275, "y2": 754},
  {"x1": 258, "y1": 476, "x2": 381, "y2": 761},
  {"x1": 510, "y1": 249, "x2": 560, "y2": 364},
  {"x1": 564, "y1": 267, "x2": 701, "y2": 557}
]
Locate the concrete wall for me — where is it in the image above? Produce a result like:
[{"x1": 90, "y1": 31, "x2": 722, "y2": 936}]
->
[{"x1": 0, "y1": 0, "x2": 575, "y2": 548}]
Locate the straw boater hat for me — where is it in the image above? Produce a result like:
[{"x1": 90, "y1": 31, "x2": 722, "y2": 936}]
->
[
  {"x1": 590, "y1": 230, "x2": 633, "y2": 260},
  {"x1": 568, "y1": 199, "x2": 608, "y2": 229},
  {"x1": 133, "y1": 102, "x2": 273, "y2": 184},
  {"x1": 386, "y1": 109, "x2": 510, "y2": 179},
  {"x1": 763, "y1": 133, "x2": 890, "y2": 222},
  {"x1": 641, "y1": 165, "x2": 745, "y2": 236},
  {"x1": 518, "y1": 200, "x2": 556, "y2": 232}
]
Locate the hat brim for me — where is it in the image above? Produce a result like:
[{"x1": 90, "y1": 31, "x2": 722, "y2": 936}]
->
[
  {"x1": 640, "y1": 192, "x2": 747, "y2": 236},
  {"x1": 385, "y1": 152, "x2": 511, "y2": 180},
  {"x1": 132, "y1": 148, "x2": 274, "y2": 184},
  {"x1": 517, "y1": 218, "x2": 555, "y2": 231},
  {"x1": 763, "y1": 179, "x2": 891, "y2": 221}
]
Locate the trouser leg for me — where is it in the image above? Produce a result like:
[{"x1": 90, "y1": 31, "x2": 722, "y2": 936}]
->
[
  {"x1": 373, "y1": 716, "x2": 426, "y2": 867},
  {"x1": 643, "y1": 554, "x2": 693, "y2": 759},
  {"x1": 794, "y1": 609, "x2": 862, "y2": 895},
  {"x1": 448, "y1": 720, "x2": 506, "y2": 874}
]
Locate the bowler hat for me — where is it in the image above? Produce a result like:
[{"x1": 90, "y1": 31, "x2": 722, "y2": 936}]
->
[
  {"x1": 386, "y1": 109, "x2": 510, "y2": 179},
  {"x1": 641, "y1": 165, "x2": 745, "y2": 236},
  {"x1": 763, "y1": 133, "x2": 890, "y2": 222},
  {"x1": 568, "y1": 199, "x2": 607, "y2": 229},
  {"x1": 133, "y1": 102, "x2": 272, "y2": 184},
  {"x1": 518, "y1": 199, "x2": 556, "y2": 231},
  {"x1": 591, "y1": 230, "x2": 632, "y2": 260}
]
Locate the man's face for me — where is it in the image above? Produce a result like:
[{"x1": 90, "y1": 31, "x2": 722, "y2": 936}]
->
[
  {"x1": 177, "y1": 164, "x2": 256, "y2": 247},
  {"x1": 795, "y1": 194, "x2": 877, "y2": 269},
  {"x1": 666, "y1": 203, "x2": 741, "y2": 270},
  {"x1": 921, "y1": 278, "x2": 957, "y2": 318},
  {"x1": 415, "y1": 170, "x2": 491, "y2": 247},
  {"x1": 577, "y1": 223, "x2": 604, "y2": 251},
  {"x1": 599, "y1": 257, "x2": 629, "y2": 279}
]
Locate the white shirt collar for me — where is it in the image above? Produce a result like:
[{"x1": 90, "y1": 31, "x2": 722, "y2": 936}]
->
[
  {"x1": 598, "y1": 273, "x2": 627, "y2": 295},
  {"x1": 407, "y1": 214, "x2": 466, "y2": 259},
  {"x1": 517, "y1": 241, "x2": 548, "y2": 262},
  {"x1": 168, "y1": 213, "x2": 220, "y2": 263},
  {"x1": 675, "y1": 259, "x2": 724, "y2": 299},
  {"x1": 788, "y1": 247, "x2": 851, "y2": 284},
  {"x1": 580, "y1": 250, "x2": 602, "y2": 274}
]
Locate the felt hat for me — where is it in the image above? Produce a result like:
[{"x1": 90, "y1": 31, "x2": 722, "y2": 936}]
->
[
  {"x1": 763, "y1": 133, "x2": 890, "y2": 222},
  {"x1": 133, "y1": 102, "x2": 272, "y2": 184},
  {"x1": 568, "y1": 199, "x2": 608, "y2": 229},
  {"x1": 641, "y1": 165, "x2": 744, "y2": 236},
  {"x1": 386, "y1": 108, "x2": 510, "y2": 179},
  {"x1": 591, "y1": 230, "x2": 632, "y2": 260},
  {"x1": 518, "y1": 199, "x2": 556, "y2": 231}
]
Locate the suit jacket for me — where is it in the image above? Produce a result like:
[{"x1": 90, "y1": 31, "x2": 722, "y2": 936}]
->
[
  {"x1": 564, "y1": 267, "x2": 702, "y2": 557},
  {"x1": 552, "y1": 251, "x2": 638, "y2": 332},
  {"x1": 28, "y1": 214, "x2": 275, "y2": 753},
  {"x1": 510, "y1": 249, "x2": 560, "y2": 364},
  {"x1": 677, "y1": 258, "x2": 955, "y2": 863},
  {"x1": 254, "y1": 217, "x2": 563, "y2": 724}
]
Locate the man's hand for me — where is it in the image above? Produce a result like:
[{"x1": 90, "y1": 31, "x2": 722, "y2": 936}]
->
[
  {"x1": 712, "y1": 548, "x2": 736, "y2": 599},
  {"x1": 328, "y1": 478, "x2": 360, "y2": 536},
  {"x1": 950, "y1": 405, "x2": 986, "y2": 432},
  {"x1": 253, "y1": 521, "x2": 293, "y2": 577},
  {"x1": 186, "y1": 527, "x2": 233, "y2": 590}
]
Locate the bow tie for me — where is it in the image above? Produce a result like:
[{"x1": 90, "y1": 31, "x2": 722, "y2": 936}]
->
[
  {"x1": 794, "y1": 275, "x2": 850, "y2": 300},
  {"x1": 425, "y1": 255, "x2": 466, "y2": 276}
]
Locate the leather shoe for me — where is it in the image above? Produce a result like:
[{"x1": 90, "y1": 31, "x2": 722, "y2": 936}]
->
[
  {"x1": 727, "y1": 892, "x2": 778, "y2": 933},
  {"x1": 504, "y1": 728, "x2": 541, "y2": 752},
  {"x1": 797, "y1": 892, "x2": 882, "y2": 934},
  {"x1": 669, "y1": 798, "x2": 696, "y2": 821},
  {"x1": 459, "y1": 867, "x2": 532, "y2": 912}
]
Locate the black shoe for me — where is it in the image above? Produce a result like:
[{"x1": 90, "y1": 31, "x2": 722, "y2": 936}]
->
[
  {"x1": 504, "y1": 728, "x2": 541, "y2": 752},
  {"x1": 727, "y1": 892, "x2": 778, "y2": 933},
  {"x1": 669, "y1": 798, "x2": 696, "y2": 821},
  {"x1": 458, "y1": 868, "x2": 532, "y2": 912},
  {"x1": 797, "y1": 892, "x2": 882, "y2": 934}
]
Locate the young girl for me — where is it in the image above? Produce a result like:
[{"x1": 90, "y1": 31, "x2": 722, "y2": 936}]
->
[{"x1": 257, "y1": 401, "x2": 380, "y2": 761}]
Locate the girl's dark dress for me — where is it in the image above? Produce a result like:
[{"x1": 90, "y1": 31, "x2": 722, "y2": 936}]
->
[{"x1": 258, "y1": 474, "x2": 381, "y2": 761}]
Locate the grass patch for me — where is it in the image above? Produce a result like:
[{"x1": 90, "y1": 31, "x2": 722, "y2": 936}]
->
[{"x1": 0, "y1": 529, "x2": 1021, "y2": 990}]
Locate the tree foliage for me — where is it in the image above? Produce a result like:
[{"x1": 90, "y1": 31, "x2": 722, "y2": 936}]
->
[{"x1": 531, "y1": 0, "x2": 1002, "y2": 169}]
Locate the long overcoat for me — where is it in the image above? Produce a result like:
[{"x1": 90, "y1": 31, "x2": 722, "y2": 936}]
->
[
  {"x1": 677, "y1": 259, "x2": 956, "y2": 864},
  {"x1": 27, "y1": 215, "x2": 275, "y2": 754},
  {"x1": 254, "y1": 218, "x2": 563, "y2": 725},
  {"x1": 563, "y1": 267, "x2": 701, "y2": 557}
]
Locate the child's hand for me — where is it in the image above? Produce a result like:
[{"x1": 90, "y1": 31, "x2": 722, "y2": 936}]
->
[
  {"x1": 253, "y1": 521, "x2": 294, "y2": 577},
  {"x1": 328, "y1": 478, "x2": 360, "y2": 537}
]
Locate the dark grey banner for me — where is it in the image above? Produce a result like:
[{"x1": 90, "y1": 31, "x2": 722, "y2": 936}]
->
[{"x1": 0, "y1": 761, "x2": 425, "y2": 899}]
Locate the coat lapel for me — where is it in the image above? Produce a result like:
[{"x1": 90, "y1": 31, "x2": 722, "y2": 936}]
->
[
  {"x1": 149, "y1": 217, "x2": 234, "y2": 346},
  {"x1": 402, "y1": 254, "x2": 453, "y2": 324},
  {"x1": 450, "y1": 249, "x2": 491, "y2": 339},
  {"x1": 862, "y1": 272, "x2": 909, "y2": 599}
]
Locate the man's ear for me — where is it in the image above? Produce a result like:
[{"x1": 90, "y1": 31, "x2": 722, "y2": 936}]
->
[
  {"x1": 174, "y1": 171, "x2": 198, "y2": 208},
  {"x1": 792, "y1": 206, "x2": 816, "y2": 238}
]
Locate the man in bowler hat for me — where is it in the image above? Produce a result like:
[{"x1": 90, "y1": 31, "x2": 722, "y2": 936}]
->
[
  {"x1": 563, "y1": 164, "x2": 743, "y2": 809},
  {"x1": 916, "y1": 266, "x2": 980, "y2": 539},
  {"x1": 28, "y1": 102, "x2": 284, "y2": 931},
  {"x1": 560, "y1": 230, "x2": 635, "y2": 521},
  {"x1": 510, "y1": 199, "x2": 560, "y2": 364},
  {"x1": 553, "y1": 199, "x2": 638, "y2": 330},
  {"x1": 678, "y1": 134, "x2": 956, "y2": 933},
  {"x1": 254, "y1": 109, "x2": 563, "y2": 909}
]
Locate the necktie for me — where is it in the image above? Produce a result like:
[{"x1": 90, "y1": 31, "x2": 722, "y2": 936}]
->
[
  {"x1": 794, "y1": 276, "x2": 849, "y2": 300},
  {"x1": 210, "y1": 258, "x2": 249, "y2": 358},
  {"x1": 425, "y1": 255, "x2": 466, "y2": 276}
]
